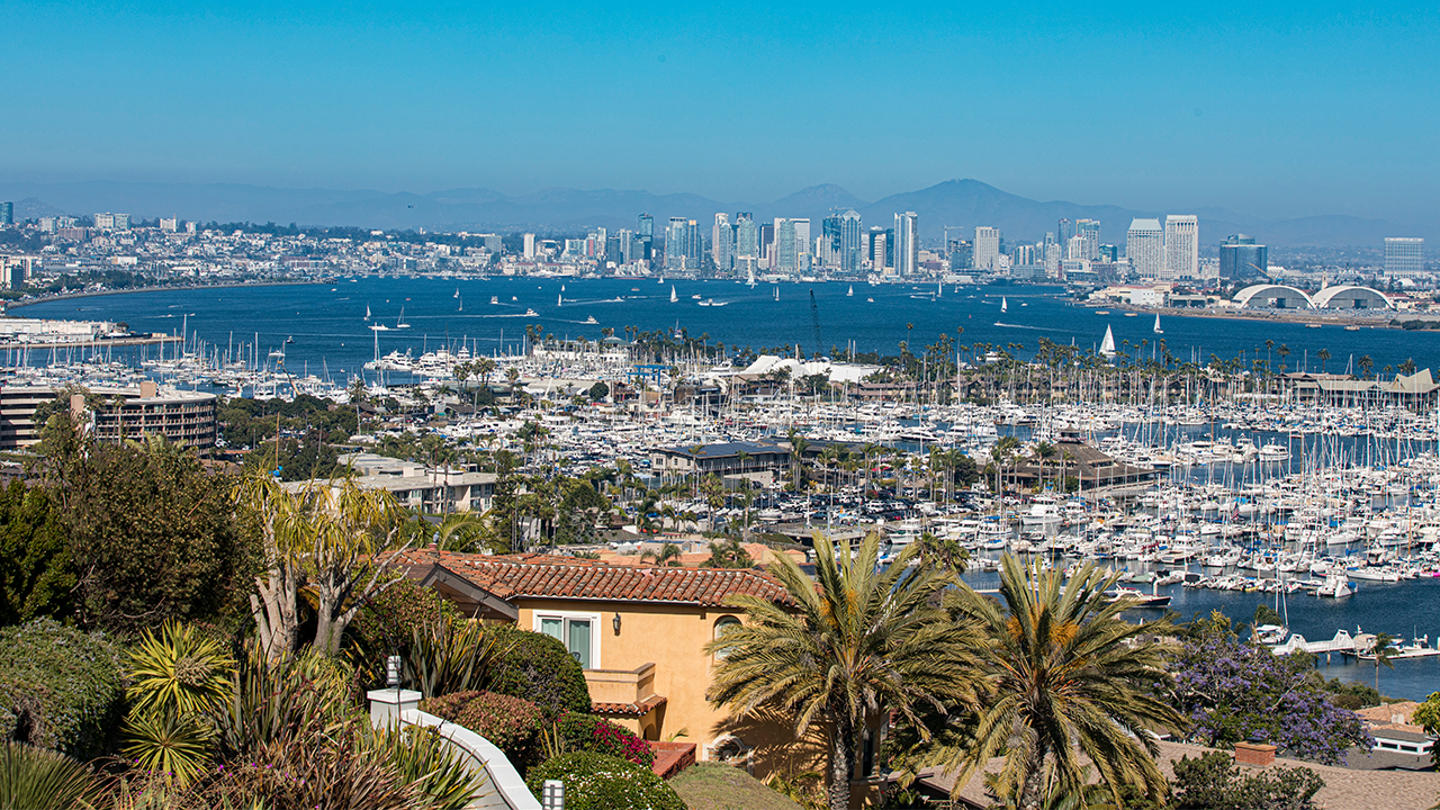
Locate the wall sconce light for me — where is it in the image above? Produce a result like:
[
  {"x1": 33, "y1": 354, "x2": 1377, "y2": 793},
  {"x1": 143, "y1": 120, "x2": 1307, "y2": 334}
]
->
[{"x1": 612, "y1": 612, "x2": 622, "y2": 634}]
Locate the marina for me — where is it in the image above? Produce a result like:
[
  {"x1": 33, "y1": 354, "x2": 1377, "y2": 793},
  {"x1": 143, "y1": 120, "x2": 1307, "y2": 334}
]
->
[{"x1": 13, "y1": 277, "x2": 1440, "y2": 698}]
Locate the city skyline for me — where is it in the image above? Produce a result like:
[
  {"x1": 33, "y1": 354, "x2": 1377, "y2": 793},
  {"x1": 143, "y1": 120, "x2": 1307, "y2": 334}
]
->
[{"x1": 3, "y1": 1, "x2": 1438, "y2": 226}]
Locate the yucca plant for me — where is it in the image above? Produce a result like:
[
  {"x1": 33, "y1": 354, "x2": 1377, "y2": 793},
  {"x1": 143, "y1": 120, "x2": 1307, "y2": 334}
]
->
[
  {"x1": 0, "y1": 741, "x2": 102, "y2": 810},
  {"x1": 406, "y1": 619, "x2": 502, "y2": 698},
  {"x1": 121, "y1": 711, "x2": 212, "y2": 784},
  {"x1": 126, "y1": 622, "x2": 234, "y2": 718}
]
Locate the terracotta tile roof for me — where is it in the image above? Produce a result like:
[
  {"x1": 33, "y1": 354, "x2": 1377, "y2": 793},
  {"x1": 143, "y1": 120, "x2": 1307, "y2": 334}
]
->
[
  {"x1": 592, "y1": 694, "x2": 668, "y2": 716},
  {"x1": 393, "y1": 549, "x2": 793, "y2": 608}
]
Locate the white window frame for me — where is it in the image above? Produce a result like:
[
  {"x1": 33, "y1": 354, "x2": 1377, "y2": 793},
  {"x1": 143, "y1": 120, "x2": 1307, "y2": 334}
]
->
[{"x1": 532, "y1": 611, "x2": 602, "y2": 670}]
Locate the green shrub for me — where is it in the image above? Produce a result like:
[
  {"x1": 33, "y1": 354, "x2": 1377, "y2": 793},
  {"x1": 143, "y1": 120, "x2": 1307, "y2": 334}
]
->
[
  {"x1": 422, "y1": 690, "x2": 543, "y2": 770},
  {"x1": 484, "y1": 625, "x2": 590, "y2": 718},
  {"x1": 0, "y1": 618, "x2": 125, "y2": 759},
  {"x1": 525, "y1": 751, "x2": 684, "y2": 810},
  {"x1": 1171, "y1": 750, "x2": 1325, "y2": 809},
  {"x1": 349, "y1": 575, "x2": 462, "y2": 657},
  {"x1": 552, "y1": 712, "x2": 655, "y2": 767}
]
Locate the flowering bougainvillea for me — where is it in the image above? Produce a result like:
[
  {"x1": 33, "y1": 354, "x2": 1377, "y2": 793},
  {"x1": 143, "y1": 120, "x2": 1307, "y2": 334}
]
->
[{"x1": 1173, "y1": 613, "x2": 1371, "y2": 765}]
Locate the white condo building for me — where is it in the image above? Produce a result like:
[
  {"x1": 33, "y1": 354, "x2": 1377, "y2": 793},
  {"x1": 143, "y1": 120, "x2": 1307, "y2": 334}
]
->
[
  {"x1": 1164, "y1": 215, "x2": 1199, "y2": 279},
  {"x1": 893, "y1": 212, "x2": 919, "y2": 276},
  {"x1": 712, "y1": 213, "x2": 733, "y2": 272},
  {"x1": 1126, "y1": 218, "x2": 1164, "y2": 278},
  {"x1": 973, "y1": 226, "x2": 1001, "y2": 272}
]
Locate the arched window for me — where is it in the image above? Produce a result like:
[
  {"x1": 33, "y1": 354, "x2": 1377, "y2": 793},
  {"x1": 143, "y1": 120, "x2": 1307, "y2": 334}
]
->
[{"x1": 713, "y1": 615, "x2": 741, "y2": 660}]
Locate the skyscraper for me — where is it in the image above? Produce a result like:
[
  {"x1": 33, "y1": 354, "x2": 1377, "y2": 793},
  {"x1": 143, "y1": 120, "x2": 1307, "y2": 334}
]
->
[
  {"x1": 1057, "y1": 218, "x2": 1076, "y2": 245},
  {"x1": 638, "y1": 214, "x2": 654, "y2": 261},
  {"x1": 1126, "y1": 218, "x2": 1164, "y2": 278},
  {"x1": 1219, "y1": 234, "x2": 1268, "y2": 281},
  {"x1": 822, "y1": 210, "x2": 864, "y2": 273},
  {"x1": 735, "y1": 213, "x2": 758, "y2": 261},
  {"x1": 523, "y1": 233, "x2": 537, "y2": 259},
  {"x1": 1076, "y1": 219, "x2": 1100, "y2": 260},
  {"x1": 775, "y1": 219, "x2": 798, "y2": 272},
  {"x1": 712, "y1": 213, "x2": 733, "y2": 273},
  {"x1": 1164, "y1": 215, "x2": 1199, "y2": 279},
  {"x1": 870, "y1": 230, "x2": 890, "y2": 274},
  {"x1": 893, "y1": 212, "x2": 919, "y2": 276},
  {"x1": 973, "y1": 226, "x2": 1001, "y2": 271},
  {"x1": 0, "y1": 202, "x2": 12, "y2": 226},
  {"x1": 666, "y1": 217, "x2": 688, "y2": 268}
]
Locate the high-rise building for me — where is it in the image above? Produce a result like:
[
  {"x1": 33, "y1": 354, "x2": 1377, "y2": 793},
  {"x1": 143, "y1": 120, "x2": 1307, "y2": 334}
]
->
[
  {"x1": 821, "y1": 209, "x2": 864, "y2": 273},
  {"x1": 94, "y1": 212, "x2": 115, "y2": 229},
  {"x1": 1076, "y1": 219, "x2": 1100, "y2": 260},
  {"x1": 712, "y1": 213, "x2": 733, "y2": 273},
  {"x1": 638, "y1": 214, "x2": 654, "y2": 261},
  {"x1": 1066, "y1": 235, "x2": 1086, "y2": 261},
  {"x1": 774, "y1": 219, "x2": 798, "y2": 272},
  {"x1": 973, "y1": 226, "x2": 1001, "y2": 271},
  {"x1": 523, "y1": 233, "x2": 537, "y2": 259},
  {"x1": 160, "y1": 217, "x2": 179, "y2": 233},
  {"x1": 1219, "y1": 234, "x2": 1268, "y2": 281},
  {"x1": 870, "y1": 231, "x2": 890, "y2": 274},
  {"x1": 734, "y1": 213, "x2": 758, "y2": 261},
  {"x1": 893, "y1": 212, "x2": 919, "y2": 276},
  {"x1": 0, "y1": 202, "x2": 12, "y2": 226},
  {"x1": 1057, "y1": 218, "x2": 1076, "y2": 245},
  {"x1": 1384, "y1": 237, "x2": 1426, "y2": 278},
  {"x1": 1164, "y1": 215, "x2": 1199, "y2": 278},
  {"x1": 1126, "y1": 218, "x2": 1164, "y2": 278}
]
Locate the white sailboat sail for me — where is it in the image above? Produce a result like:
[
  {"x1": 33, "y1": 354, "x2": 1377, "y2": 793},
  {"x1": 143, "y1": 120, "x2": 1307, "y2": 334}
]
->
[
  {"x1": 1000, "y1": 296, "x2": 1008, "y2": 313},
  {"x1": 1153, "y1": 313, "x2": 1163, "y2": 334},
  {"x1": 397, "y1": 306, "x2": 410, "y2": 328},
  {"x1": 847, "y1": 285, "x2": 854, "y2": 297},
  {"x1": 1100, "y1": 325, "x2": 1116, "y2": 357},
  {"x1": 365, "y1": 304, "x2": 371, "y2": 320},
  {"x1": 669, "y1": 286, "x2": 678, "y2": 303}
]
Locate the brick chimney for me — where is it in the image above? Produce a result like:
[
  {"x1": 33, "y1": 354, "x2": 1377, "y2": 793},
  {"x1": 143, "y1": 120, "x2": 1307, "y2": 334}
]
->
[{"x1": 1234, "y1": 741, "x2": 1277, "y2": 767}]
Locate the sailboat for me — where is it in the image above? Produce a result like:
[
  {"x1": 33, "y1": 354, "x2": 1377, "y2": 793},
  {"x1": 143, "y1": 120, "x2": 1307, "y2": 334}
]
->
[
  {"x1": 847, "y1": 285, "x2": 854, "y2": 297},
  {"x1": 557, "y1": 293, "x2": 563, "y2": 307},
  {"x1": 937, "y1": 280, "x2": 943, "y2": 297},
  {"x1": 1153, "y1": 313, "x2": 1163, "y2": 334},
  {"x1": 1000, "y1": 296, "x2": 1008, "y2": 313},
  {"x1": 773, "y1": 287, "x2": 780, "y2": 301},
  {"x1": 454, "y1": 287, "x2": 460, "y2": 299},
  {"x1": 365, "y1": 304, "x2": 371, "y2": 321},
  {"x1": 1100, "y1": 325, "x2": 1116, "y2": 358},
  {"x1": 457, "y1": 295, "x2": 463, "y2": 312},
  {"x1": 396, "y1": 306, "x2": 411, "y2": 329},
  {"x1": 669, "y1": 286, "x2": 678, "y2": 303}
]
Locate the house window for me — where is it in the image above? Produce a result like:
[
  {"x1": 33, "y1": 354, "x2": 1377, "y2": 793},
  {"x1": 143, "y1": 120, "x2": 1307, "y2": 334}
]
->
[
  {"x1": 713, "y1": 615, "x2": 741, "y2": 659},
  {"x1": 535, "y1": 612, "x2": 599, "y2": 669}
]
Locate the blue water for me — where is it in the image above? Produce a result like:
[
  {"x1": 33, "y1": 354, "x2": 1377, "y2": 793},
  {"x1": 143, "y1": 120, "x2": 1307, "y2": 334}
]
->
[
  {"x1": 17, "y1": 277, "x2": 1440, "y2": 698},
  {"x1": 16, "y1": 278, "x2": 1440, "y2": 380},
  {"x1": 961, "y1": 564, "x2": 1440, "y2": 700}
]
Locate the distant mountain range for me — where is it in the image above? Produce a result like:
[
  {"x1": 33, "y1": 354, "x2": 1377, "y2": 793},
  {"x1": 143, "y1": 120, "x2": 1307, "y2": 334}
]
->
[{"x1": 0, "y1": 178, "x2": 1422, "y2": 248}]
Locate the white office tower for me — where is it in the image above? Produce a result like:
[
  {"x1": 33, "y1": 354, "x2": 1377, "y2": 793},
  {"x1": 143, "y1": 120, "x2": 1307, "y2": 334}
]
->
[
  {"x1": 734, "y1": 213, "x2": 758, "y2": 262},
  {"x1": 973, "y1": 226, "x2": 1001, "y2": 271},
  {"x1": 1077, "y1": 219, "x2": 1101, "y2": 260},
  {"x1": 792, "y1": 219, "x2": 811, "y2": 270},
  {"x1": 1384, "y1": 237, "x2": 1426, "y2": 278},
  {"x1": 1164, "y1": 215, "x2": 1199, "y2": 279},
  {"x1": 1126, "y1": 219, "x2": 1164, "y2": 278},
  {"x1": 1066, "y1": 235, "x2": 1086, "y2": 260},
  {"x1": 712, "y1": 213, "x2": 733, "y2": 272},
  {"x1": 872, "y1": 232, "x2": 890, "y2": 274},
  {"x1": 893, "y1": 212, "x2": 919, "y2": 275},
  {"x1": 523, "y1": 233, "x2": 537, "y2": 259}
]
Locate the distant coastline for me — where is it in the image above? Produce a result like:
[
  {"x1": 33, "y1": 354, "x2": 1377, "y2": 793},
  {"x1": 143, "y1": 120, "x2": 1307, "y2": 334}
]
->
[
  {"x1": 1084, "y1": 300, "x2": 1399, "y2": 329},
  {"x1": 3, "y1": 279, "x2": 323, "y2": 313}
]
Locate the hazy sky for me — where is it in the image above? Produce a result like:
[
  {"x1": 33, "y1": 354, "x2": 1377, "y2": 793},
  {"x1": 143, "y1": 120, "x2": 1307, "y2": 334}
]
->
[{"x1": 5, "y1": 1, "x2": 1437, "y2": 223}]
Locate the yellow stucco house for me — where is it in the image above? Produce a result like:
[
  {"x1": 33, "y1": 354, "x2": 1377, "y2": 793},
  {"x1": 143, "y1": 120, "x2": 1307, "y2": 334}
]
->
[{"x1": 394, "y1": 549, "x2": 827, "y2": 777}]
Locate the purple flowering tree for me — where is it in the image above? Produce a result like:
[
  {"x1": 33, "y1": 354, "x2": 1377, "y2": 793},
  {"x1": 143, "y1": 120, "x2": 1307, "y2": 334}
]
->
[{"x1": 1172, "y1": 612, "x2": 1371, "y2": 765}]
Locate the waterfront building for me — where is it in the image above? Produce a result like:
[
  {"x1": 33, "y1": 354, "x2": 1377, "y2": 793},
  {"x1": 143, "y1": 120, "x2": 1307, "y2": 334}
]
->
[
  {"x1": 0, "y1": 381, "x2": 219, "y2": 451},
  {"x1": 523, "y1": 233, "x2": 536, "y2": 259},
  {"x1": 1066, "y1": 235, "x2": 1086, "y2": 261},
  {"x1": 893, "y1": 212, "x2": 918, "y2": 276},
  {"x1": 666, "y1": 217, "x2": 703, "y2": 270},
  {"x1": 822, "y1": 209, "x2": 863, "y2": 274},
  {"x1": 638, "y1": 214, "x2": 654, "y2": 261},
  {"x1": 1385, "y1": 237, "x2": 1426, "y2": 279},
  {"x1": 0, "y1": 255, "x2": 38, "y2": 288},
  {"x1": 869, "y1": 229, "x2": 891, "y2": 274},
  {"x1": 1219, "y1": 234, "x2": 1268, "y2": 281},
  {"x1": 734, "y1": 213, "x2": 758, "y2": 265},
  {"x1": 1126, "y1": 218, "x2": 1164, "y2": 279},
  {"x1": 1077, "y1": 219, "x2": 1100, "y2": 260},
  {"x1": 711, "y1": 213, "x2": 733, "y2": 273},
  {"x1": 1164, "y1": 215, "x2": 1199, "y2": 279},
  {"x1": 774, "y1": 219, "x2": 799, "y2": 273},
  {"x1": 973, "y1": 226, "x2": 1001, "y2": 272}
]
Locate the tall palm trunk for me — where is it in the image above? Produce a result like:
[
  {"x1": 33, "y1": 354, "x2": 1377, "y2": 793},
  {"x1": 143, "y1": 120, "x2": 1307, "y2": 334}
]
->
[
  {"x1": 1019, "y1": 738, "x2": 1049, "y2": 810},
  {"x1": 827, "y1": 708, "x2": 855, "y2": 810}
]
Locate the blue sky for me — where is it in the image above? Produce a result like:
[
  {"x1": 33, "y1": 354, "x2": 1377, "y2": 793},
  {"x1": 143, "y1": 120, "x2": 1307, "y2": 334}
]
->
[{"x1": 4, "y1": 1, "x2": 1437, "y2": 222}]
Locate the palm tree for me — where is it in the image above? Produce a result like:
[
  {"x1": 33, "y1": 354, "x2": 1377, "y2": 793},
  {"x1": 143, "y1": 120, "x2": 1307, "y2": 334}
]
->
[
  {"x1": 706, "y1": 532, "x2": 977, "y2": 810},
  {"x1": 641, "y1": 542, "x2": 683, "y2": 567},
  {"x1": 1371, "y1": 632, "x2": 1397, "y2": 694},
  {"x1": 935, "y1": 556, "x2": 1184, "y2": 810}
]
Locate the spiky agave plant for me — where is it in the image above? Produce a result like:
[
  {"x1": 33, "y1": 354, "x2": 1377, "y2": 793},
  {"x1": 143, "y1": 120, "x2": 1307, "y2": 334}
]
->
[{"x1": 122, "y1": 621, "x2": 235, "y2": 784}]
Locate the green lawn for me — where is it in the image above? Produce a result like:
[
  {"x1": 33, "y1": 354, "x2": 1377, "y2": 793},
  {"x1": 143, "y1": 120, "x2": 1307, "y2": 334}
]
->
[{"x1": 668, "y1": 763, "x2": 805, "y2": 810}]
